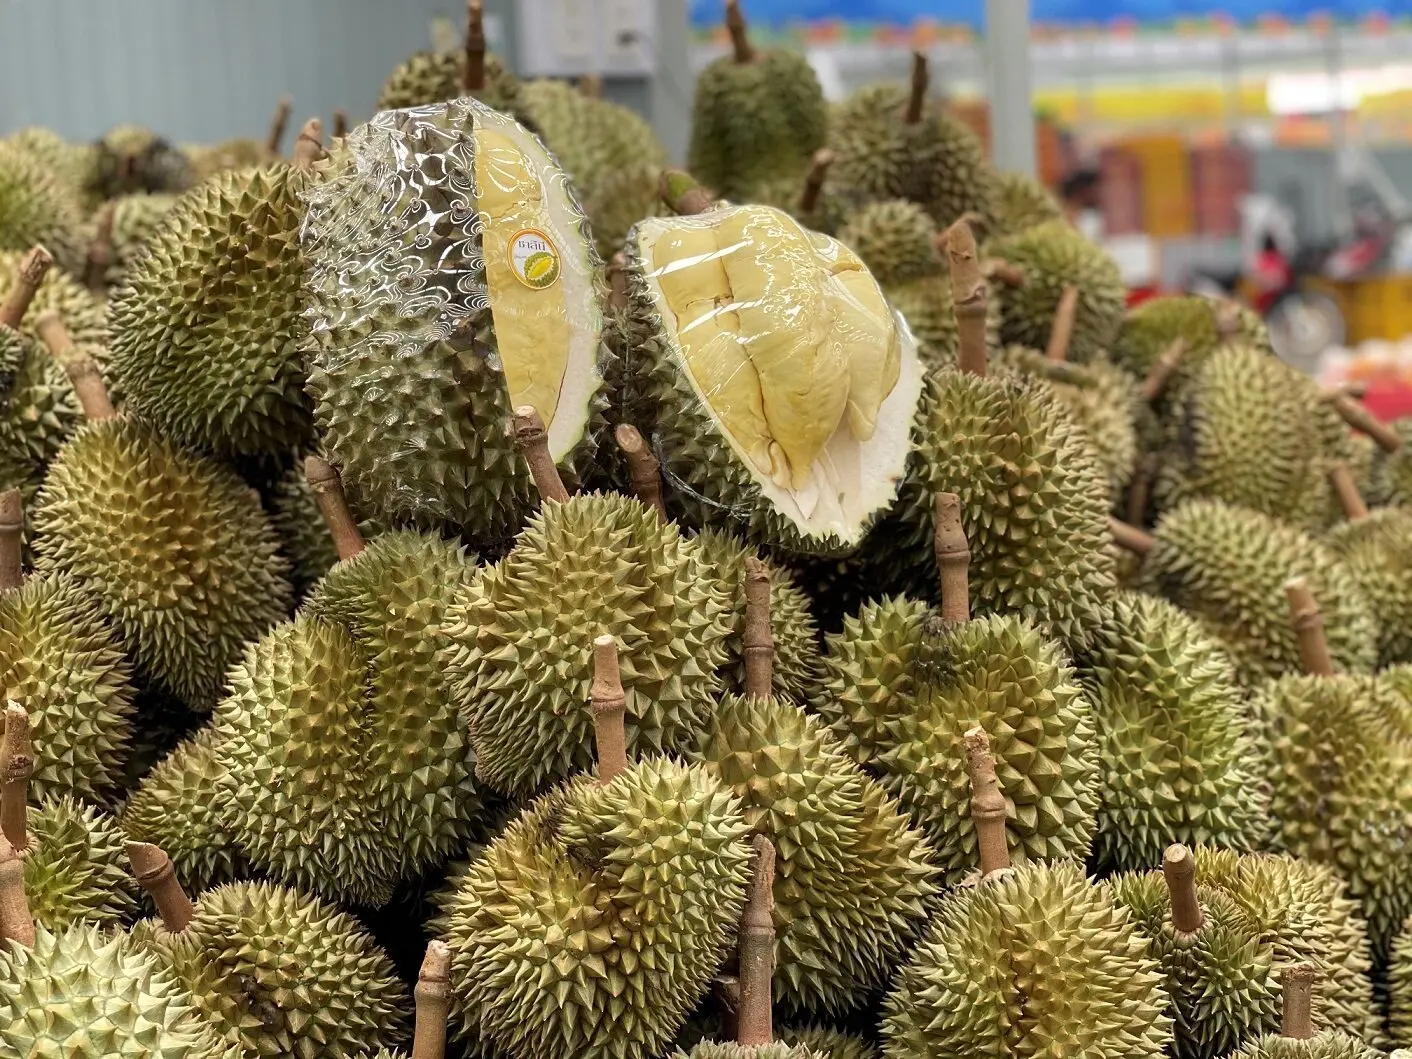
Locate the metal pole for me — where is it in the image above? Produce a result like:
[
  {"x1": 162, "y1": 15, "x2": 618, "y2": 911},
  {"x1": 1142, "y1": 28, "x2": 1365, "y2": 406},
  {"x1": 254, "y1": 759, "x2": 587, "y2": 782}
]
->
[{"x1": 985, "y1": 0, "x2": 1036, "y2": 175}]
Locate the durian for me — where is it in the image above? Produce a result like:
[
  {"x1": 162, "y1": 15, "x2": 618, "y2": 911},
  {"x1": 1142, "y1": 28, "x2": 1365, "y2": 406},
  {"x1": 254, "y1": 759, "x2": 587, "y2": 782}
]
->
[
  {"x1": 0, "y1": 246, "x2": 108, "y2": 352},
  {"x1": 1388, "y1": 919, "x2": 1412, "y2": 1047},
  {"x1": 778, "y1": 1028, "x2": 877, "y2": 1059},
  {"x1": 1323, "y1": 469, "x2": 1412, "y2": 668},
  {"x1": 88, "y1": 124, "x2": 194, "y2": 200},
  {"x1": 266, "y1": 457, "x2": 341, "y2": 596},
  {"x1": 88, "y1": 192, "x2": 179, "y2": 292},
  {"x1": 741, "y1": 148, "x2": 853, "y2": 237},
  {"x1": 4, "y1": 127, "x2": 96, "y2": 203},
  {"x1": 1112, "y1": 295, "x2": 1269, "y2": 402},
  {"x1": 837, "y1": 199, "x2": 940, "y2": 289},
  {"x1": 585, "y1": 161, "x2": 668, "y2": 259},
  {"x1": 376, "y1": 1, "x2": 529, "y2": 121},
  {"x1": 186, "y1": 138, "x2": 275, "y2": 183},
  {"x1": 991, "y1": 170, "x2": 1064, "y2": 235},
  {"x1": 0, "y1": 142, "x2": 90, "y2": 275},
  {"x1": 1220, "y1": 966, "x2": 1381, "y2": 1059}
]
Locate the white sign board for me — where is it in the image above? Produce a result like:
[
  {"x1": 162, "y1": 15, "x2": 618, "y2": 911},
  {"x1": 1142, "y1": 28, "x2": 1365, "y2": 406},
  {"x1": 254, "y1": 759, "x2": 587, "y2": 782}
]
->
[{"x1": 519, "y1": 0, "x2": 657, "y2": 77}]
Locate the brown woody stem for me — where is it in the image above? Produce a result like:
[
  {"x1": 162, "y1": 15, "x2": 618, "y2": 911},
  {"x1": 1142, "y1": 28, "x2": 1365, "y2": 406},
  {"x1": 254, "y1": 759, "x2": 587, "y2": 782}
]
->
[
  {"x1": 1214, "y1": 298, "x2": 1243, "y2": 339},
  {"x1": 0, "y1": 834, "x2": 34, "y2": 948},
  {"x1": 1328, "y1": 462, "x2": 1369, "y2": 521},
  {"x1": 0, "y1": 245, "x2": 53, "y2": 330},
  {"x1": 0, "y1": 705, "x2": 31, "y2": 852},
  {"x1": 591, "y1": 635, "x2": 628, "y2": 785},
  {"x1": 985, "y1": 260, "x2": 1026, "y2": 287},
  {"x1": 1110, "y1": 516, "x2": 1155, "y2": 556},
  {"x1": 1281, "y1": 964, "x2": 1317, "y2": 1040},
  {"x1": 946, "y1": 220, "x2": 988, "y2": 377},
  {"x1": 1162, "y1": 843, "x2": 1204, "y2": 935},
  {"x1": 127, "y1": 842, "x2": 196, "y2": 932},
  {"x1": 412, "y1": 940, "x2": 453, "y2": 1059},
  {"x1": 615, "y1": 424, "x2": 667, "y2": 522},
  {"x1": 737, "y1": 835, "x2": 776, "y2": 1047},
  {"x1": 608, "y1": 252, "x2": 629, "y2": 312},
  {"x1": 725, "y1": 0, "x2": 756, "y2": 63},
  {"x1": 798, "y1": 148, "x2": 834, "y2": 216},
  {"x1": 291, "y1": 118, "x2": 325, "y2": 168},
  {"x1": 1325, "y1": 392, "x2": 1403, "y2": 454},
  {"x1": 905, "y1": 51, "x2": 929, "y2": 124},
  {"x1": 304, "y1": 456, "x2": 366, "y2": 561},
  {"x1": 933, "y1": 493, "x2": 970, "y2": 623},
  {"x1": 332, "y1": 109, "x2": 349, "y2": 139},
  {"x1": 37, "y1": 312, "x2": 115, "y2": 421},
  {"x1": 1141, "y1": 339, "x2": 1187, "y2": 404},
  {"x1": 267, "y1": 96, "x2": 293, "y2": 155},
  {"x1": 965, "y1": 726, "x2": 1010, "y2": 875},
  {"x1": 85, "y1": 202, "x2": 117, "y2": 291},
  {"x1": 512, "y1": 407, "x2": 570, "y2": 503},
  {"x1": 1125, "y1": 454, "x2": 1158, "y2": 527},
  {"x1": 1045, "y1": 285, "x2": 1080, "y2": 362},
  {"x1": 578, "y1": 74, "x2": 603, "y2": 98},
  {"x1": 660, "y1": 170, "x2": 713, "y2": 217},
  {"x1": 743, "y1": 557, "x2": 774, "y2": 699},
  {"x1": 1285, "y1": 577, "x2": 1334, "y2": 677},
  {"x1": 0, "y1": 489, "x2": 21, "y2": 593},
  {"x1": 465, "y1": 0, "x2": 487, "y2": 92}
]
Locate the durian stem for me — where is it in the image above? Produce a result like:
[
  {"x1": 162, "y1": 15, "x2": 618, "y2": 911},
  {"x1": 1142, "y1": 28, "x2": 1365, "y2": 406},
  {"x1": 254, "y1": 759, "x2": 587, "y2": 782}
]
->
[
  {"x1": 84, "y1": 202, "x2": 117, "y2": 292},
  {"x1": 1214, "y1": 299, "x2": 1243, "y2": 340},
  {"x1": 1109, "y1": 516, "x2": 1155, "y2": 557},
  {"x1": 412, "y1": 940, "x2": 452, "y2": 1059},
  {"x1": 798, "y1": 148, "x2": 834, "y2": 217},
  {"x1": 737, "y1": 835, "x2": 777, "y2": 1048},
  {"x1": 267, "y1": 96, "x2": 293, "y2": 156},
  {"x1": 965, "y1": 726, "x2": 1010, "y2": 876},
  {"x1": 291, "y1": 118, "x2": 326, "y2": 169},
  {"x1": 127, "y1": 842, "x2": 196, "y2": 933},
  {"x1": 0, "y1": 834, "x2": 34, "y2": 949},
  {"x1": 590, "y1": 635, "x2": 629, "y2": 785},
  {"x1": 1325, "y1": 392, "x2": 1403, "y2": 455},
  {"x1": 0, "y1": 245, "x2": 53, "y2": 330},
  {"x1": 0, "y1": 489, "x2": 21, "y2": 593},
  {"x1": 614, "y1": 424, "x2": 667, "y2": 523},
  {"x1": 1281, "y1": 964, "x2": 1317, "y2": 1040},
  {"x1": 933, "y1": 493, "x2": 970, "y2": 623},
  {"x1": 1328, "y1": 462, "x2": 1369, "y2": 521},
  {"x1": 578, "y1": 74, "x2": 604, "y2": 98},
  {"x1": 1125, "y1": 454, "x2": 1158, "y2": 527},
  {"x1": 1162, "y1": 844, "x2": 1205, "y2": 935},
  {"x1": 985, "y1": 260, "x2": 1026, "y2": 288},
  {"x1": 1141, "y1": 338, "x2": 1187, "y2": 404},
  {"x1": 512, "y1": 406, "x2": 571, "y2": 503},
  {"x1": 946, "y1": 220, "x2": 989, "y2": 377},
  {"x1": 1285, "y1": 577, "x2": 1334, "y2": 677},
  {"x1": 743, "y1": 556, "x2": 774, "y2": 699},
  {"x1": 660, "y1": 170, "x2": 713, "y2": 217},
  {"x1": 464, "y1": 0, "x2": 487, "y2": 92},
  {"x1": 332, "y1": 109, "x2": 350, "y2": 139},
  {"x1": 725, "y1": 0, "x2": 756, "y2": 64},
  {"x1": 0, "y1": 705, "x2": 31, "y2": 853},
  {"x1": 36, "y1": 312, "x2": 115, "y2": 421},
  {"x1": 905, "y1": 51, "x2": 929, "y2": 124},
  {"x1": 1045, "y1": 285, "x2": 1080, "y2": 362},
  {"x1": 304, "y1": 456, "x2": 366, "y2": 560}
]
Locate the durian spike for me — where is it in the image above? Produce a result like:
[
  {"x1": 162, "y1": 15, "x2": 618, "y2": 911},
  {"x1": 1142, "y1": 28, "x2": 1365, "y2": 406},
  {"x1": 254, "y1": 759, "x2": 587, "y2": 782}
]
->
[
  {"x1": 1162, "y1": 843, "x2": 1205, "y2": 934},
  {"x1": 290, "y1": 118, "x2": 326, "y2": 169},
  {"x1": 1126, "y1": 454, "x2": 1159, "y2": 527},
  {"x1": 1324, "y1": 391, "x2": 1403, "y2": 454},
  {"x1": 737, "y1": 834, "x2": 777, "y2": 1047},
  {"x1": 0, "y1": 704, "x2": 31, "y2": 852},
  {"x1": 1285, "y1": 577, "x2": 1334, "y2": 677},
  {"x1": 743, "y1": 556, "x2": 774, "y2": 699},
  {"x1": 608, "y1": 252, "x2": 629, "y2": 312},
  {"x1": 332, "y1": 109, "x2": 350, "y2": 139},
  {"x1": 84, "y1": 201, "x2": 117, "y2": 291},
  {"x1": 965, "y1": 726, "x2": 1011, "y2": 876},
  {"x1": 412, "y1": 940, "x2": 453, "y2": 1059},
  {"x1": 1109, "y1": 515, "x2": 1155, "y2": 557},
  {"x1": 35, "y1": 311, "x2": 115, "y2": 421},
  {"x1": 267, "y1": 95, "x2": 293, "y2": 156},
  {"x1": 126, "y1": 841, "x2": 196, "y2": 933},
  {"x1": 904, "y1": 51, "x2": 929, "y2": 125},
  {"x1": 0, "y1": 245, "x2": 53, "y2": 330},
  {"x1": 0, "y1": 833, "x2": 34, "y2": 949},
  {"x1": 578, "y1": 74, "x2": 604, "y2": 98},
  {"x1": 304, "y1": 455, "x2": 367, "y2": 561},
  {"x1": 1281, "y1": 963, "x2": 1318, "y2": 1040},
  {"x1": 1141, "y1": 338, "x2": 1187, "y2": 404},
  {"x1": 725, "y1": 0, "x2": 756, "y2": 64},
  {"x1": 511, "y1": 407, "x2": 570, "y2": 503},
  {"x1": 614, "y1": 424, "x2": 667, "y2": 523},
  {"x1": 1328, "y1": 462, "x2": 1369, "y2": 522},
  {"x1": 0, "y1": 489, "x2": 21, "y2": 592},
  {"x1": 659, "y1": 169, "x2": 713, "y2": 217},
  {"x1": 798, "y1": 147, "x2": 834, "y2": 217},
  {"x1": 933, "y1": 492, "x2": 970, "y2": 623},
  {"x1": 464, "y1": 0, "x2": 487, "y2": 92},
  {"x1": 945, "y1": 220, "x2": 988, "y2": 377},
  {"x1": 1045, "y1": 285, "x2": 1080, "y2": 362},
  {"x1": 590, "y1": 635, "x2": 628, "y2": 785}
]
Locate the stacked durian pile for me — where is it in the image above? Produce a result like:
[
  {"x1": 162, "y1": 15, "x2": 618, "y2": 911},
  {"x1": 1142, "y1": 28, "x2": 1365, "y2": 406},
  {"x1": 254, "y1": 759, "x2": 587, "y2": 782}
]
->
[{"x1": 6, "y1": 1, "x2": 1412, "y2": 1057}]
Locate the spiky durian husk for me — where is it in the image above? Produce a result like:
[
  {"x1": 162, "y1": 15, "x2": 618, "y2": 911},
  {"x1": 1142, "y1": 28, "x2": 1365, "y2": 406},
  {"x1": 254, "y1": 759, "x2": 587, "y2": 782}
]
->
[
  {"x1": 266, "y1": 458, "x2": 341, "y2": 596},
  {"x1": 1326, "y1": 508, "x2": 1412, "y2": 668},
  {"x1": 679, "y1": 1046, "x2": 822, "y2": 1059},
  {"x1": 1075, "y1": 593, "x2": 1271, "y2": 871},
  {"x1": 885, "y1": 272, "x2": 1003, "y2": 372},
  {"x1": 738, "y1": 170, "x2": 854, "y2": 237},
  {"x1": 813, "y1": 600, "x2": 1099, "y2": 884},
  {"x1": 1140, "y1": 500, "x2": 1376, "y2": 685},
  {"x1": 187, "y1": 138, "x2": 274, "y2": 183},
  {"x1": 837, "y1": 199, "x2": 939, "y2": 289},
  {"x1": 22, "y1": 795, "x2": 141, "y2": 930},
  {"x1": 438, "y1": 760, "x2": 752, "y2": 1059},
  {"x1": 0, "y1": 247, "x2": 109, "y2": 352},
  {"x1": 33, "y1": 417, "x2": 294, "y2": 708},
  {"x1": 0, "y1": 333, "x2": 82, "y2": 481},
  {"x1": 691, "y1": 694, "x2": 939, "y2": 1013},
  {"x1": 120, "y1": 728, "x2": 248, "y2": 896},
  {"x1": 881, "y1": 861, "x2": 1173, "y2": 1059},
  {"x1": 778, "y1": 1028, "x2": 877, "y2": 1059},
  {"x1": 89, "y1": 125, "x2": 195, "y2": 199},
  {"x1": 584, "y1": 161, "x2": 667, "y2": 260},
  {"x1": 440, "y1": 493, "x2": 732, "y2": 797},
  {"x1": 1372, "y1": 421, "x2": 1412, "y2": 506},
  {"x1": 5, "y1": 127, "x2": 97, "y2": 201},
  {"x1": 1108, "y1": 871, "x2": 1278, "y2": 1059},
  {"x1": 103, "y1": 192, "x2": 179, "y2": 290},
  {"x1": 1226, "y1": 1033, "x2": 1382, "y2": 1059},
  {"x1": 0, "y1": 141, "x2": 91, "y2": 274},
  {"x1": 0, "y1": 924, "x2": 237, "y2": 1059},
  {"x1": 991, "y1": 170, "x2": 1064, "y2": 235},
  {"x1": 523, "y1": 79, "x2": 668, "y2": 201},
  {"x1": 132, "y1": 881, "x2": 412, "y2": 1059},
  {"x1": 988, "y1": 220, "x2": 1126, "y2": 362},
  {"x1": 376, "y1": 49, "x2": 530, "y2": 122}
]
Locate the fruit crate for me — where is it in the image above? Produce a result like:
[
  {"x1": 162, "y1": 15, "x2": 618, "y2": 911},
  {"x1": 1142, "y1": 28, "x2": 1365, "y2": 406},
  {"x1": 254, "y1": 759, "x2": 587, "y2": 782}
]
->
[{"x1": 1330, "y1": 273, "x2": 1412, "y2": 344}]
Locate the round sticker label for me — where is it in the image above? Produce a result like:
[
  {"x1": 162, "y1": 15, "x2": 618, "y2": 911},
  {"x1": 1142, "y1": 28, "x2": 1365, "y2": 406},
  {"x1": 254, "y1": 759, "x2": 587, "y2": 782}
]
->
[{"x1": 508, "y1": 229, "x2": 562, "y2": 290}]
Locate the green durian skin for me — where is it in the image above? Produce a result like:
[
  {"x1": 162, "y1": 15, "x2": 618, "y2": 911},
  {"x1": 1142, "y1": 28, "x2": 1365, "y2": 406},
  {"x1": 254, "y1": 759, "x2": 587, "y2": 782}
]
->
[
  {"x1": 991, "y1": 170, "x2": 1064, "y2": 236},
  {"x1": 1327, "y1": 508, "x2": 1412, "y2": 668},
  {"x1": 680, "y1": 1045, "x2": 823, "y2": 1059},
  {"x1": 103, "y1": 192, "x2": 179, "y2": 290},
  {"x1": 886, "y1": 272, "x2": 1003, "y2": 372},
  {"x1": 1388, "y1": 918, "x2": 1412, "y2": 1047},
  {"x1": 0, "y1": 246, "x2": 109, "y2": 353},
  {"x1": 266, "y1": 458, "x2": 342, "y2": 597},
  {"x1": 1225, "y1": 1033, "x2": 1383, "y2": 1059},
  {"x1": 376, "y1": 49, "x2": 532, "y2": 124},
  {"x1": 22, "y1": 795, "x2": 141, "y2": 932},
  {"x1": 837, "y1": 199, "x2": 939, "y2": 289},
  {"x1": 1112, "y1": 295, "x2": 1270, "y2": 388},
  {"x1": 186, "y1": 138, "x2": 274, "y2": 184},
  {"x1": 778, "y1": 1028, "x2": 878, "y2": 1059},
  {"x1": 584, "y1": 160, "x2": 667, "y2": 260},
  {"x1": 0, "y1": 141, "x2": 91, "y2": 275},
  {"x1": 5, "y1": 127, "x2": 97, "y2": 205}
]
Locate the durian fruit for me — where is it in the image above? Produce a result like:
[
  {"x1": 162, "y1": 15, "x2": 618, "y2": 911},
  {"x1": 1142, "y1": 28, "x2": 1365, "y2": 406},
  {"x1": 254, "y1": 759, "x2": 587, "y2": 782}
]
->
[
  {"x1": 88, "y1": 192, "x2": 179, "y2": 292},
  {"x1": 88, "y1": 124, "x2": 195, "y2": 200},
  {"x1": 991, "y1": 169, "x2": 1064, "y2": 235},
  {"x1": 0, "y1": 142, "x2": 91, "y2": 274},
  {"x1": 1323, "y1": 466, "x2": 1412, "y2": 668},
  {"x1": 1126, "y1": 499, "x2": 1375, "y2": 684},
  {"x1": 742, "y1": 148, "x2": 854, "y2": 237},
  {"x1": 837, "y1": 199, "x2": 940, "y2": 290},
  {"x1": 1109, "y1": 844, "x2": 1280, "y2": 1059},
  {"x1": 1220, "y1": 965, "x2": 1382, "y2": 1059},
  {"x1": 377, "y1": 0, "x2": 529, "y2": 120},
  {"x1": 109, "y1": 125, "x2": 323, "y2": 459},
  {"x1": 1388, "y1": 921, "x2": 1412, "y2": 1047},
  {"x1": 880, "y1": 728, "x2": 1173, "y2": 1059},
  {"x1": 4, "y1": 127, "x2": 97, "y2": 203},
  {"x1": 1074, "y1": 592, "x2": 1270, "y2": 871},
  {"x1": 688, "y1": 0, "x2": 828, "y2": 199},
  {"x1": 584, "y1": 160, "x2": 668, "y2": 259},
  {"x1": 186, "y1": 138, "x2": 275, "y2": 183},
  {"x1": 1111, "y1": 295, "x2": 1269, "y2": 409},
  {"x1": 778, "y1": 1028, "x2": 877, "y2": 1059},
  {"x1": 812, "y1": 494, "x2": 1099, "y2": 883},
  {"x1": 621, "y1": 195, "x2": 924, "y2": 556},
  {"x1": 266, "y1": 456, "x2": 341, "y2": 596},
  {"x1": 828, "y1": 53, "x2": 997, "y2": 229},
  {"x1": 126, "y1": 841, "x2": 412, "y2": 1059},
  {"x1": 0, "y1": 246, "x2": 108, "y2": 351},
  {"x1": 300, "y1": 96, "x2": 608, "y2": 541},
  {"x1": 1322, "y1": 391, "x2": 1412, "y2": 510}
]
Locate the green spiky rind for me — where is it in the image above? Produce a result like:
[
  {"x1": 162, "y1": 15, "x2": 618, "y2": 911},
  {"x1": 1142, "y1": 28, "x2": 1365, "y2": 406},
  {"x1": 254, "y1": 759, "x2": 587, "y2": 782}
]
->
[
  {"x1": 1107, "y1": 870, "x2": 1279, "y2": 1059},
  {"x1": 1074, "y1": 593, "x2": 1272, "y2": 872},
  {"x1": 885, "y1": 272, "x2": 1002, "y2": 372},
  {"x1": 992, "y1": 170, "x2": 1064, "y2": 235},
  {"x1": 739, "y1": 171, "x2": 854, "y2": 237},
  {"x1": 0, "y1": 247, "x2": 109, "y2": 352},
  {"x1": 584, "y1": 161, "x2": 668, "y2": 260},
  {"x1": 690, "y1": 527, "x2": 822, "y2": 700},
  {"x1": 813, "y1": 600, "x2": 1100, "y2": 884},
  {"x1": 376, "y1": 50, "x2": 531, "y2": 123},
  {"x1": 1140, "y1": 500, "x2": 1376, "y2": 685},
  {"x1": 109, "y1": 164, "x2": 314, "y2": 458},
  {"x1": 0, "y1": 323, "x2": 22, "y2": 393},
  {"x1": 1389, "y1": 920, "x2": 1412, "y2": 1046},
  {"x1": 0, "y1": 924, "x2": 239, "y2": 1059},
  {"x1": 1225, "y1": 1033, "x2": 1383, "y2": 1059},
  {"x1": 187, "y1": 139, "x2": 275, "y2": 184},
  {"x1": 120, "y1": 728, "x2": 248, "y2": 896},
  {"x1": 22, "y1": 795, "x2": 141, "y2": 931},
  {"x1": 266, "y1": 460, "x2": 341, "y2": 596},
  {"x1": 1346, "y1": 432, "x2": 1386, "y2": 507},
  {"x1": 440, "y1": 492, "x2": 733, "y2": 797},
  {"x1": 89, "y1": 126, "x2": 195, "y2": 199},
  {"x1": 306, "y1": 530, "x2": 483, "y2": 876},
  {"x1": 1326, "y1": 508, "x2": 1412, "y2": 668},
  {"x1": 132, "y1": 881, "x2": 412, "y2": 1059},
  {"x1": 213, "y1": 614, "x2": 399, "y2": 907},
  {"x1": 438, "y1": 760, "x2": 753, "y2": 1059},
  {"x1": 837, "y1": 199, "x2": 940, "y2": 288},
  {"x1": 0, "y1": 141, "x2": 91, "y2": 275},
  {"x1": 881, "y1": 861, "x2": 1173, "y2": 1059},
  {"x1": 1250, "y1": 673, "x2": 1412, "y2": 959},
  {"x1": 0, "y1": 571, "x2": 135, "y2": 803},
  {"x1": 988, "y1": 220, "x2": 1127, "y2": 362},
  {"x1": 778, "y1": 1027, "x2": 878, "y2": 1059},
  {"x1": 1375, "y1": 420, "x2": 1412, "y2": 509},
  {"x1": 299, "y1": 100, "x2": 609, "y2": 542},
  {"x1": 690, "y1": 694, "x2": 940, "y2": 1013},
  {"x1": 5, "y1": 127, "x2": 97, "y2": 201},
  {"x1": 33, "y1": 417, "x2": 294, "y2": 708},
  {"x1": 679, "y1": 1045, "x2": 823, "y2": 1059},
  {"x1": 0, "y1": 333, "x2": 83, "y2": 478},
  {"x1": 1192, "y1": 847, "x2": 1380, "y2": 1044},
  {"x1": 523, "y1": 79, "x2": 669, "y2": 202},
  {"x1": 104, "y1": 192, "x2": 180, "y2": 289},
  {"x1": 689, "y1": 49, "x2": 828, "y2": 199}
]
